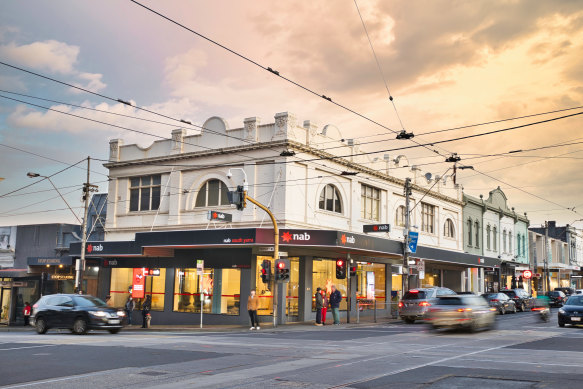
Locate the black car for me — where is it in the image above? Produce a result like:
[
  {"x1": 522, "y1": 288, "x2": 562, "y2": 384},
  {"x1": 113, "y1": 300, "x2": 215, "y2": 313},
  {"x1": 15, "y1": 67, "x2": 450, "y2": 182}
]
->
[
  {"x1": 31, "y1": 294, "x2": 125, "y2": 335},
  {"x1": 500, "y1": 288, "x2": 534, "y2": 312},
  {"x1": 558, "y1": 295, "x2": 583, "y2": 327},
  {"x1": 481, "y1": 292, "x2": 517, "y2": 314},
  {"x1": 546, "y1": 291, "x2": 567, "y2": 307},
  {"x1": 554, "y1": 287, "x2": 575, "y2": 297}
]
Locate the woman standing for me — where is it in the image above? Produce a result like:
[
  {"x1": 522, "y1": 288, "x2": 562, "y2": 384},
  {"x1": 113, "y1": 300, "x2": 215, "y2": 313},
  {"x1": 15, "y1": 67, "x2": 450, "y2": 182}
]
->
[
  {"x1": 247, "y1": 289, "x2": 260, "y2": 330},
  {"x1": 315, "y1": 288, "x2": 323, "y2": 326},
  {"x1": 321, "y1": 289, "x2": 329, "y2": 325},
  {"x1": 141, "y1": 295, "x2": 152, "y2": 328}
]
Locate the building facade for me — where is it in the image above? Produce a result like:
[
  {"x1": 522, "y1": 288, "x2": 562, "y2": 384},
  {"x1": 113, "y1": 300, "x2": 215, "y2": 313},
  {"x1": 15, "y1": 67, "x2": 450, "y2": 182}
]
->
[{"x1": 70, "y1": 112, "x2": 500, "y2": 325}]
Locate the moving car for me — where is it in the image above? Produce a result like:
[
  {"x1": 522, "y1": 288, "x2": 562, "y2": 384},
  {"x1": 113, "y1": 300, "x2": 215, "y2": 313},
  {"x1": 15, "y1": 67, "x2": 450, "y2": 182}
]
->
[
  {"x1": 398, "y1": 287, "x2": 456, "y2": 324},
  {"x1": 500, "y1": 288, "x2": 534, "y2": 312},
  {"x1": 554, "y1": 287, "x2": 575, "y2": 296},
  {"x1": 558, "y1": 294, "x2": 583, "y2": 327},
  {"x1": 546, "y1": 291, "x2": 567, "y2": 307},
  {"x1": 426, "y1": 295, "x2": 497, "y2": 332},
  {"x1": 31, "y1": 294, "x2": 125, "y2": 335},
  {"x1": 481, "y1": 292, "x2": 517, "y2": 314}
]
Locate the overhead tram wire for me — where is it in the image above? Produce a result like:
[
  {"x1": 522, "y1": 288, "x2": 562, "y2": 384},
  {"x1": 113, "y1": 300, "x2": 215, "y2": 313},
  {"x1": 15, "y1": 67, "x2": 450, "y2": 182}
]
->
[{"x1": 0, "y1": 179, "x2": 111, "y2": 199}]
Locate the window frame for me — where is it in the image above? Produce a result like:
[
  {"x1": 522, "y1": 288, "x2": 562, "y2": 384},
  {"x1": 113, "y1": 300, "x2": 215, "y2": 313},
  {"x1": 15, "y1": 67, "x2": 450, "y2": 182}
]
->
[
  {"x1": 421, "y1": 203, "x2": 435, "y2": 234},
  {"x1": 129, "y1": 175, "x2": 162, "y2": 212},
  {"x1": 443, "y1": 218, "x2": 455, "y2": 238},
  {"x1": 360, "y1": 184, "x2": 381, "y2": 221},
  {"x1": 486, "y1": 225, "x2": 491, "y2": 250},
  {"x1": 318, "y1": 184, "x2": 343, "y2": 214},
  {"x1": 467, "y1": 219, "x2": 472, "y2": 246},
  {"x1": 194, "y1": 179, "x2": 230, "y2": 208},
  {"x1": 474, "y1": 221, "x2": 480, "y2": 248},
  {"x1": 493, "y1": 226, "x2": 498, "y2": 251},
  {"x1": 395, "y1": 205, "x2": 406, "y2": 227}
]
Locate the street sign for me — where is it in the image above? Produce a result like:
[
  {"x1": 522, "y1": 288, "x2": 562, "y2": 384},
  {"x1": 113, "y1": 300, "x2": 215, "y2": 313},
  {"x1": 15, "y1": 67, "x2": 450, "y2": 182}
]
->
[
  {"x1": 196, "y1": 259, "x2": 204, "y2": 276},
  {"x1": 407, "y1": 231, "x2": 419, "y2": 254},
  {"x1": 363, "y1": 224, "x2": 391, "y2": 233},
  {"x1": 534, "y1": 273, "x2": 542, "y2": 278},
  {"x1": 416, "y1": 259, "x2": 425, "y2": 272},
  {"x1": 207, "y1": 210, "x2": 233, "y2": 222},
  {"x1": 522, "y1": 270, "x2": 532, "y2": 279}
]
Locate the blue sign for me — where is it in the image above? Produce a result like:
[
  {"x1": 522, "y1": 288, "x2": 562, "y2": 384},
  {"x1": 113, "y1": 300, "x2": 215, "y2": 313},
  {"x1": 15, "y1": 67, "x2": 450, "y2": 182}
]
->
[{"x1": 407, "y1": 231, "x2": 419, "y2": 254}]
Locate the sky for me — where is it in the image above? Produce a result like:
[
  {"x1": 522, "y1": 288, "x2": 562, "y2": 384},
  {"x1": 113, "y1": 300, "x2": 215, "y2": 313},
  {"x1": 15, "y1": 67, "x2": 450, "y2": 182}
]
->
[{"x1": 1, "y1": 0, "x2": 583, "y2": 229}]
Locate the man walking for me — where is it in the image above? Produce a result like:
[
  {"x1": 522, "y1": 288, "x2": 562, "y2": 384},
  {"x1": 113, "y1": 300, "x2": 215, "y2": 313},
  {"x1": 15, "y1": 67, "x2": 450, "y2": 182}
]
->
[
  {"x1": 125, "y1": 296, "x2": 135, "y2": 325},
  {"x1": 247, "y1": 289, "x2": 260, "y2": 330},
  {"x1": 330, "y1": 285, "x2": 342, "y2": 325},
  {"x1": 315, "y1": 287, "x2": 323, "y2": 326}
]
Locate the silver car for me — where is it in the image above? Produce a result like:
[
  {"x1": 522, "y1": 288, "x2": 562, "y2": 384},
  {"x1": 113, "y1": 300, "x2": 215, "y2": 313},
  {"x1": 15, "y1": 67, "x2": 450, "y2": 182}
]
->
[
  {"x1": 426, "y1": 295, "x2": 497, "y2": 332},
  {"x1": 398, "y1": 287, "x2": 456, "y2": 324}
]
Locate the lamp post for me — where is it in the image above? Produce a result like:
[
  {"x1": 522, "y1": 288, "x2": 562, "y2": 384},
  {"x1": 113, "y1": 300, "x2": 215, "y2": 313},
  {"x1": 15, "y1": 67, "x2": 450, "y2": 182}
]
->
[{"x1": 26, "y1": 172, "x2": 82, "y2": 224}]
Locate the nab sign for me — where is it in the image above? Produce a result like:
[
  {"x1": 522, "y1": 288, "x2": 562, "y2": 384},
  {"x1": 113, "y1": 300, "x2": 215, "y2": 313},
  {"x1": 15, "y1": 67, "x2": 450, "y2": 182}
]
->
[
  {"x1": 207, "y1": 210, "x2": 233, "y2": 222},
  {"x1": 363, "y1": 224, "x2": 391, "y2": 233}
]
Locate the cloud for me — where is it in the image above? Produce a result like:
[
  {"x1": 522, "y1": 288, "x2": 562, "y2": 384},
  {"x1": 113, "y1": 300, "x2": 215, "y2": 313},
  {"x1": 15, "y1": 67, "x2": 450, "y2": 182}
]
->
[
  {"x1": 70, "y1": 72, "x2": 107, "y2": 94},
  {"x1": 0, "y1": 40, "x2": 79, "y2": 74}
]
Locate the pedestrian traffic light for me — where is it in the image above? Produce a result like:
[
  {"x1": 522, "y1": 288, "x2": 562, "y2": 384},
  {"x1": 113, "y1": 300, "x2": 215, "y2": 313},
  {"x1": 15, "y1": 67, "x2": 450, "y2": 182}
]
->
[
  {"x1": 349, "y1": 265, "x2": 357, "y2": 277},
  {"x1": 336, "y1": 259, "x2": 346, "y2": 279},
  {"x1": 260, "y1": 259, "x2": 271, "y2": 284},
  {"x1": 275, "y1": 258, "x2": 290, "y2": 282},
  {"x1": 227, "y1": 185, "x2": 247, "y2": 211}
]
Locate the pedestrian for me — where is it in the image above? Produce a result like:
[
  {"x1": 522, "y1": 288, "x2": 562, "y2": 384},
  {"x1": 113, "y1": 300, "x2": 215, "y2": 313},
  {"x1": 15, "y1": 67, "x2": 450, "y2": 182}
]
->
[
  {"x1": 330, "y1": 285, "x2": 342, "y2": 325},
  {"x1": 23, "y1": 302, "x2": 31, "y2": 326},
  {"x1": 125, "y1": 296, "x2": 135, "y2": 326},
  {"x1": 321, "y1": 290, "x2": 329, "y2": 325},
  {"x1": 141, "y1": 295, "x2": 151, "y2": 328},
  {"x1": 247, "y1": 288, "x2": 260, "y2": 330},
  {"x1": 315, "y1": 287, "x2": 323, "y2": 326},
  {"x1": 105, "y1": 295, "x2": 113, "y2": 307}
]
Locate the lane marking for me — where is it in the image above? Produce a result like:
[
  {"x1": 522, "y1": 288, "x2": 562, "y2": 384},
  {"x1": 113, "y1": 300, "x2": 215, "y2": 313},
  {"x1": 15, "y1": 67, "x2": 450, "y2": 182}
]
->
[{"x1": 0, "y1": 345, "x2": 56, "y2": 351}]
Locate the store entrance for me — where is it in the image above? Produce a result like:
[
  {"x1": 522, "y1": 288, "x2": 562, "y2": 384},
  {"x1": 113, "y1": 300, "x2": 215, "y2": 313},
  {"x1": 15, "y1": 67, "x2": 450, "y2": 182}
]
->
[{"x1": 0, "y1": 287, "x2": 11, "y2": 324}]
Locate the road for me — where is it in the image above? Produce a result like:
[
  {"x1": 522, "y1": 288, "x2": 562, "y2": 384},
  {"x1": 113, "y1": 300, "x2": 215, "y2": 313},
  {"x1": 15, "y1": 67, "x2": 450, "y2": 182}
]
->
[{"x1": 1, "y1": 310, "x2": 582, "y2": 388}]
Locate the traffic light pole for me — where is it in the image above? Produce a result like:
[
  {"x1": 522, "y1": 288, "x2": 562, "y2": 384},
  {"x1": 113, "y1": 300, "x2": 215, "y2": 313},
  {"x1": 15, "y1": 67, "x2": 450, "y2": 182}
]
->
[
  {"x1": 402, "y1": 178, "x2": 412, "y2": 297},
  {"x1": 244, "y1": 193, "x2": 279, "y2": 328}
]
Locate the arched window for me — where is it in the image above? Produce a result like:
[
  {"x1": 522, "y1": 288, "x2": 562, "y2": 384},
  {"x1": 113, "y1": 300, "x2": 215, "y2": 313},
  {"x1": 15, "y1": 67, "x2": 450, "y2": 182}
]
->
[
  {"x1": 517, "y1": 234, "x2": 521, "y2": 256},
  {"x1": 195, "y1": 179, "x2": 230, "y2": 207},
  {"x1": 319, "y1": 184, "x2": 342, "y2": 213},
  {"x1": 509, "y1": 231, "x2": 513, "y2": 253},
  {"x1": 503, "y1": 230, "x2": 507, "y2": 253},
  {"x1": 395, "y1": 205, "x2": 406, "y2": 227},
  {"x1": 467, "y1": 219, "x2": 472, "y2": 246},
  {"x1": 444, "y1": 219, "x2": 455, "y2": 238},
  {"x1": 486, "y1": 225, "x2": 491, "y2": 250},
  {"x1": 474, "y1": 221, "x2": 480, "y2": 248},
  {"x1": 493, "y1": 227, "x2": 497, "y2": 251},
  {"x1": 522, "y1": 236, "x2": 526, "y2": 258}
]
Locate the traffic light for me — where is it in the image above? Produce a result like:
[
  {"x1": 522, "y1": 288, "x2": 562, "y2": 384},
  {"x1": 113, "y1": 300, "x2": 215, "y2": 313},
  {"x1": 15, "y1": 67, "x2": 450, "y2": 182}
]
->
[
  {"x1": 227, "y1": 185, "x2": 247, "y2": 210},
  {"x1": 275, "y1": 258, "x2": 290, "y2": 282},
  {"x1": 336, "y1": 259, "x2": 347, "y2": 279},
  {"x1": 260, "y1": 259, "x2": 271, "y2": 284},
  {"x1": 349, "y1": 265, "x2": 357, "y2": 277}
]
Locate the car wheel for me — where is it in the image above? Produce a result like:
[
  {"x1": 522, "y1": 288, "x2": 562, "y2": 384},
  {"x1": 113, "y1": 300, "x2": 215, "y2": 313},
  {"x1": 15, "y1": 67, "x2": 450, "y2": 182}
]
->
[
  {"x1": 403, "y1": 317, "x2": 415, "y2": 324},
  {"x1": 35, "y1": 318, "x2": 47, "y2": 334},
  {"x1": 520, "y1": 303, "x2": 526, "y2": 312},
  {"x1": 500, "y1": 306, "x2": 506, "y2": 315},
  {"x1": 108, "y1": 328, "x2": 120, "y2": 334},
  {"x1": 73, "y1": 318, "x2": 88, "y2": 335},
  {"x1": 558, "y1": 320, "x2": 565, "y2": 328}
]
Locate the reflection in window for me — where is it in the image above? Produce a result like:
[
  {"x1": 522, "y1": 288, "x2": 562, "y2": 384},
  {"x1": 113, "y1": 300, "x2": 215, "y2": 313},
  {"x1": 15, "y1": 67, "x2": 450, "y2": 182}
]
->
[
  {"x1": 129, "y1": 175, "x2": 161, "y2": 212},
  {"x1": 319, "y1": 184, "x2": 342, "y2": 213},
  {"x1": 173, "y1": 268, "x2": 240, "y2": 315},
  {"x1": 110, "y1": 268, "x2": 166, "y2": 311},
  {"x1": 312, "y1": 259, "x2": 348, "y2": 311},
  {"x1": 195, "y1": 179, "x2": 230, "y2": 207},
  {"x1": 356, "y1": 263, "x2": 386, "y2": 310}
]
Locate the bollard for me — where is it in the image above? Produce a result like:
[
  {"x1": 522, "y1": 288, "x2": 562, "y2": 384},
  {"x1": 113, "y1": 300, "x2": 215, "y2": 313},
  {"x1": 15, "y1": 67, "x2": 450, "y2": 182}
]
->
[
  {"x1": 356, "y1": 300, "x2": 360, "y2": 324},
  {"x1": 146, "y1": 313, "x2": 151, "y2": 328}
]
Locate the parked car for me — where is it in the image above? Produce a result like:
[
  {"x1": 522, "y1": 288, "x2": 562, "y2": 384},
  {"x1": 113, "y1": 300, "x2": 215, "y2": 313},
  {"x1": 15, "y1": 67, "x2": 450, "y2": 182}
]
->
[
  {"x1": 500, "y1": 288, "x2": 535, "y2": 312},
  {"x1": 558, "y1": 294, "x2": 583, "y2": 327},
  {"x1": 426, "y1": 295, "x2": 497, "y2": 332},
  {"x1": 31, "y1": 294, "x2": 126, "y2": 335},
  {"x1": 546, "y1": 291, "x2": 567, "y2": 307},
  {"x1": 481, "y1": 292, "x2": 516, "y2": 314},
  {"x1": 554, "y1": 287, "x2": 576, "y2": 296},
  {"x1": 398, "y1": 287, "x2": 456, "y2": 324}
]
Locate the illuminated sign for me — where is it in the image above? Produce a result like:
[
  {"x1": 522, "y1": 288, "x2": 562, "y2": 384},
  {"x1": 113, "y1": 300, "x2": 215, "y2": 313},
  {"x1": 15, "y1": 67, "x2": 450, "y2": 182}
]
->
[
  {"x1": 207, "y1": 210, "x2": 233, "y2": 222},
  {"x1": 132, "y1": 268, "x2": 147, "y2": 298},
  {"x1": 363, "y1": 224, "x2": 391, "y2": 233}
]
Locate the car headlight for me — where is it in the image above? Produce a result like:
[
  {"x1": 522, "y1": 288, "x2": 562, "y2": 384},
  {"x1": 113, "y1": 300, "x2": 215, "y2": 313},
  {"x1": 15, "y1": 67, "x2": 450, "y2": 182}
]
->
[
  {"x1": 117, "y1": 310, "x2": 126, "y2": 317},
  {"x1": 558, "y1": 309, "x2": 565, "y2": 314},
  {"x1": 89, "y1": 310, "x2": 107, "y2": 317}
]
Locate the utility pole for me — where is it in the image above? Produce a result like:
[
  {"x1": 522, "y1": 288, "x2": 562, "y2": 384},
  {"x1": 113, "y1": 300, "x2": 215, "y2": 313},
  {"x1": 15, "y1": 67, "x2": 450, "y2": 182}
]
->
[
  {"x1": 402, "y1": 178, "x2": 412, "y2": 295},
  {"x1": 544, "y1": 221, "x2": 550, "y2": 294},
  {"x1": 75, "y1": 157, "x2": 96, "y2": 294}
]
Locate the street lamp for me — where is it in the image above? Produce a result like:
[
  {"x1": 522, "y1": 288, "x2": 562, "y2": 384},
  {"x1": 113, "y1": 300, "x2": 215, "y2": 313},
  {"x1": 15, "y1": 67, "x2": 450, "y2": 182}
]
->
[{"x1": 27, "y1": 172, "x2": 82, "y2": 224}]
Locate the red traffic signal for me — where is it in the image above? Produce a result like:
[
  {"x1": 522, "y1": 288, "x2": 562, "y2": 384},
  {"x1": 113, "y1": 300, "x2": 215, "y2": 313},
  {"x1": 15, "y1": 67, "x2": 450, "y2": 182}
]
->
[
  {"x1": 336, "y1": 259, "x2": 347, "y2": 279},
  {"x1": 260, "y1": 260, "x2": 271, "y2": 284},
  {"x1": 277, "y1": 261, "x2": 285, "y2": 269},
  {"x1": 337, "y1": 260, "x2": 344, "y2": 267}
]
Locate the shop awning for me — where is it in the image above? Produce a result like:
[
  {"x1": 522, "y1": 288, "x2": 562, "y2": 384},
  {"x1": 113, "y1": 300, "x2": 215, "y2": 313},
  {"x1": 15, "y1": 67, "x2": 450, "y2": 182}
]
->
[{"x1": 0, "y1": 268, "x2": 29, "y2": 278}]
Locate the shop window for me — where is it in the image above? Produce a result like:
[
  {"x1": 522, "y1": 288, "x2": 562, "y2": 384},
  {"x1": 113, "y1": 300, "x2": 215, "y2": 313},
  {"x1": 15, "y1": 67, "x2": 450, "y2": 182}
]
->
[
  {"x1": 360, "y1": 184, "x2": 380, "y2": 221},
  {"x1": 110, "y1": 268, "x2": 166, "y2": 311},
  {"x1": 312, "y1": 259, "x2": 348, "y2": 311},
  {"x1": 129, "y1": 175, "x2": 161, "y2": 212},
  {"x1": 443, "y1": 219, "x2": 455, "y2": 238},
  {"x1": 319, "y1": 184, "x2": 342, "y2": 213},
  {"x1": 474, "y1": 221, "x2": 480, "y2": 248},
  {"x1": 173, "y1": 268, "x2": 240, "y2": 315},
  {"x1": 395, "y1": 205, "x2": 406, "y2": 227},
  {"x1": 486, "y1": 225, "x2": 491, "y2": 250},
  {"x1": 195, "y1": 179, "x2": 230, "y2": 207},
  {"x1": 421, "y1": 203, "x2": 435, "y2": 234},
  {"x1": 286, "y1": 258, "x2": 300, "y2": 316},
  {"x1": 467, "y1": 219, "x2": 472, "y2": 246},
  {"x1": 356, "y1": 263, "x2": 386, "y2": 309},
  {"x1": 493, "y1": 227, "x2": 497, "y2": 251}
]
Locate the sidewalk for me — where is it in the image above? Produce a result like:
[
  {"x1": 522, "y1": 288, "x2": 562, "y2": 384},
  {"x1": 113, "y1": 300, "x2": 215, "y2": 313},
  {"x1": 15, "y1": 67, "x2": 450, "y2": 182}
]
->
[{"x1": 0, "y1": 316, "x2": 400, "y2": 333}]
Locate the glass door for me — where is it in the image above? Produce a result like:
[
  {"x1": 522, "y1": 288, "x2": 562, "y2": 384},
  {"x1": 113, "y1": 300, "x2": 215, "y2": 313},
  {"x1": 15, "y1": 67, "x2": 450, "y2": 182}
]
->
[{"x1": 0, "y1": 288, "x2": 11, "y2": 324}]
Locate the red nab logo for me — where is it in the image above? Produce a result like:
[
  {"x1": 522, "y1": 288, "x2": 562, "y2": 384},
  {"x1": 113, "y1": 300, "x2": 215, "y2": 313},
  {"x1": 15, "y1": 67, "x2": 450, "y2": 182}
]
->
[
  {"x1": 212, "y1": 212, "x2": 218, "y2": 219},
  {"x1": 340, "y1": 234, "x2": 355, "y2": 245},
  {"x1": 281, "y1": 231, "x2": 292, "y2": 243},
  {"x1": 281, "y1": 231, "x2": 311, "y2": 243},
  {"x1": 87, "y1": 244, "x2": 93, "y2": 253}
]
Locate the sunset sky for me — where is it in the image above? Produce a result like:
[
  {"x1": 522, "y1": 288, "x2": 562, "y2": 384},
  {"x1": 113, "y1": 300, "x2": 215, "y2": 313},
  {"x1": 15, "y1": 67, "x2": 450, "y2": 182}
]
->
[{"x1": 1, "y1": 0, "x2": 582, "y2": 228}]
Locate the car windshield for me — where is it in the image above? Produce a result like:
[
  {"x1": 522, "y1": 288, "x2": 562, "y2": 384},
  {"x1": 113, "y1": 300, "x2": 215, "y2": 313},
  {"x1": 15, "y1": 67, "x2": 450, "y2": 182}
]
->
[
  {"x1": 501, "y1": 291, "x2": 516, "y2": 298},
  {"x1": 566, "y1": 296, "x2": 583, "y2": 306},
  {"x1": 482, "y1": 294, "x2": 498, "y2": 299},
  {"x1": 403, "y1": 290, "x2": 428, "y2": 300},
  {"x1": 73, "y1": 295, "x2": 107, "y2": 307}
]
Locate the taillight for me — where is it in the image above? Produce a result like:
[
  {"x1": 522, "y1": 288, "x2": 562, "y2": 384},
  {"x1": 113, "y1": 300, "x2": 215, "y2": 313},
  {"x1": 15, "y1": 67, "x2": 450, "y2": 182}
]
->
[
  {"x1": 398, "y1": 302, "x2": 404, "y2": 308},
  {"x1": 33, "y1": 304, "x2": 38, "y2": 309},
  {"x1": 419, "y1": 301, "x2": 431, "y2": 307},
  {"x1": 490, "y1": 299, "x2": 499, "y2": 302},
  {"x1": 457, "y1": 308, "x2": 472, "y2": 312}
]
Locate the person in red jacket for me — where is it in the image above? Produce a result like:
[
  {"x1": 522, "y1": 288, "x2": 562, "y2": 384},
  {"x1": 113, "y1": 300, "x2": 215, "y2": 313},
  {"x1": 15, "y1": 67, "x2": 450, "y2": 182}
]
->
[{"x1": 23, "y1": 302, "x2": 31, "y2": 326}]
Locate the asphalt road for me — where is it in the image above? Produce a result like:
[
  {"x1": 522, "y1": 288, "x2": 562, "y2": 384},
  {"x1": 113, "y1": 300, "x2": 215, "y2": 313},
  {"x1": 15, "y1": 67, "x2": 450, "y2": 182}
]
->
[{"x1": 1, "y1": 310, "x2": 582, "y2": 389}]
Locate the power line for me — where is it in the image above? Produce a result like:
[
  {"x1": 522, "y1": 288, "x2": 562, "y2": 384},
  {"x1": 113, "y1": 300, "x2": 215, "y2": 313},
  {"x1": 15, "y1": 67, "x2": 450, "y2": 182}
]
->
[{"x1": 0, "y1": 180, "x2": 110, "y2": 199}]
